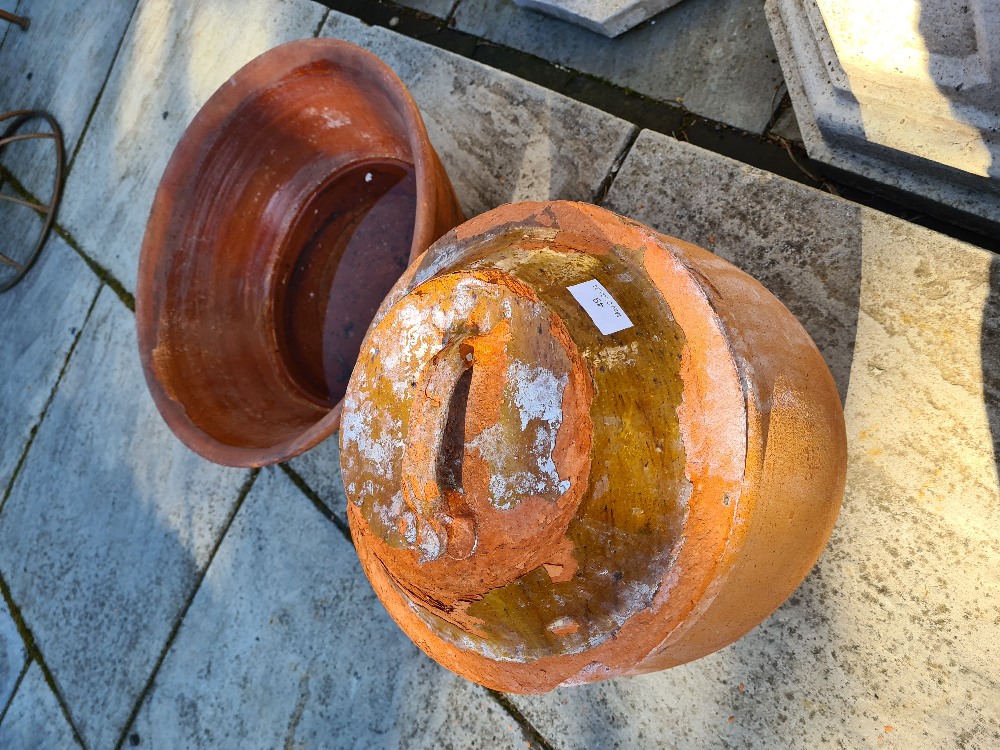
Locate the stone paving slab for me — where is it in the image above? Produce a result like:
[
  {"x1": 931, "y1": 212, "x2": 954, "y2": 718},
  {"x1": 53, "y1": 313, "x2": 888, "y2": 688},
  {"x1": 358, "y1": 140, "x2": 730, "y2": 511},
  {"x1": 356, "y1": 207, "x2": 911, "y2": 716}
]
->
[
  {"x1": 452, "y1": 0, "x2": 784, "y2": 134},
  {"x1": 0, "y1": 291, "x2": 250, "y2": 749},
  {"x1": 57, "y1": 0, "x2": 327, "y2": 295},
  {"x1": 766, "y1": 0, "x2": 1000, "y2": 235},
  {"x1": 489, "y1": 130, "x2": 1000, "y2": 749},
  {"x1": 0, "y1": 0, "x2": 139, "y2": 200},
  {"x1": 128, "y1": 466, "x2": 527, "y2": 750},
  {"x1": 0, "y1": 663, "x2": 81, "y2": 749},
  {"x1": 0, "y1": 0, "x2": 21, "y2": 52},
  {"x1": 608, "y1": 130, "x2": 864, "y2": 396},
  {"x1": 287, "y1": 434, "x2": 348, "y2": 528},
  {"x1": 0, "y1": 598, "x2": 26, "y2": 717},
  {"x1": 0, "y1": 231, "x2": 100, "y2": 492},
  {"x1": 513, "y1": 0, "x2": 684, "y2": 38},
  {"x1": 321, "y1": 13, "x2": 637, "y2": 219}
]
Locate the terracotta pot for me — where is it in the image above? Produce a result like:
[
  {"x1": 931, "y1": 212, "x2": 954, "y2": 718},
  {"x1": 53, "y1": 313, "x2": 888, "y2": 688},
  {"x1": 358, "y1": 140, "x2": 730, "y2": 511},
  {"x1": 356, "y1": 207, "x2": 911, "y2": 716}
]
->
[
  {"x1": 137, "y1": 39, "x2": 464, "y2": 467},
  {"x1": 340, "y1": 201, "x2": 847, "y2": 692}
]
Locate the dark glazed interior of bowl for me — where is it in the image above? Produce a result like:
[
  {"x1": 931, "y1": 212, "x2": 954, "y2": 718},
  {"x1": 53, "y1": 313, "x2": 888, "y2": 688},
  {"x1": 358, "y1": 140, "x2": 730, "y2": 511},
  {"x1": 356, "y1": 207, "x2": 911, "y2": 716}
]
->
[
  {"x1": 275, "y1": 158, "x2": 416, "y2": 407},
  {"x1": 138, "y1": 40, "x2": 463, "y2": 467}
]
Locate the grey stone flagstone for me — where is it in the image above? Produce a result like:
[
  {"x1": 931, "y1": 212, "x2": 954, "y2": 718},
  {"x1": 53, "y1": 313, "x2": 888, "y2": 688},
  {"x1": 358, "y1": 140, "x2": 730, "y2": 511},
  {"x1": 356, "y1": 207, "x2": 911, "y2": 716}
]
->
[
  {"x1": 128, "y1": 467, "x2": 529, "y2": 750},
  {"x1": 0, "y1": 663, "x2": 81, "y2": 749},
  {"x1": 56, "y1": 0, "x2": 328, "y2": 296},
  {"x1": 0, "y1": 0, "x2": 140, "y2": 200},
  {"x1": 513, "y1": 0, "x2": 685, "y2": 37},
  {"x1": 453, "y1": 0, "x2": 784, "y2": 134},
  {"x1": 0, "y1": 291, "x2": 250, "y2": 749},
  {"x1": 497, "y1": 129, "x2": 1000, "y2": 750},
  {"x1": 0, "y1": 229, "x2": 100, "y2": 494}
]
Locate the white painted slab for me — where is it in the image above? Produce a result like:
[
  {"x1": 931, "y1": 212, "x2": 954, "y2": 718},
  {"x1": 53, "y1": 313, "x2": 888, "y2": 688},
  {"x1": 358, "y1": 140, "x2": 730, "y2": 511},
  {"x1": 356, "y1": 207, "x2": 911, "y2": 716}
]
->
[{"x1": 766, "y1": 0, "x2": 1000, "y2": 233}]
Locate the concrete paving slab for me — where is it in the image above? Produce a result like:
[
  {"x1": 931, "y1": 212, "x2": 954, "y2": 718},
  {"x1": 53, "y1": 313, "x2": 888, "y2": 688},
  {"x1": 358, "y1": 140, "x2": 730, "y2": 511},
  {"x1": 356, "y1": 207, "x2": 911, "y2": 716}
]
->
[
  {"x1": 766, "y1": 0, "x2": 1000, "y2": 235},
  {"x1": 287, "y1": 434, "x2": 348, "y2": 528},
  {"x1": 0, "y1": 291, "x2": 250, "y2": 749},
  {"x1": 393, "y1": 0, "x2": 456, "y2": 18},
  {"x1": 492, "y1": 130, "x2": 1000, "y2": 749},
  {"x1": 128, "y1": 466, "x2": 528, "y2": 750},
  {"x1": 57, "y1": 0, "x2": 327, "y2": 295},
  {"x1": 320, "y1": 13, "x2": 638, "y2": 219},
  {"x1": 606, "y1": 130, "x2": 864, "y2": 396},
  {"x1": 452, "y1": 0, "x2": 784, "y2": 134},
  {"x1": 0, "y1": 1, "x2": 22, "y2": 53},
  {"x1": 0, "y1": 663, "x2": 81, "y2": 749},
  {"x1": 0, "y1": 0, "x2": 139, "y2": 199},
  {"x1": 0, "y1": 598, "x2": 26, "y2": 717},
  {"x1": 0, "y1": 231, "x2": 100, "y2": 493},
  {"x1": 513, "y1": 0, "x2": 684, "y2": 37}
]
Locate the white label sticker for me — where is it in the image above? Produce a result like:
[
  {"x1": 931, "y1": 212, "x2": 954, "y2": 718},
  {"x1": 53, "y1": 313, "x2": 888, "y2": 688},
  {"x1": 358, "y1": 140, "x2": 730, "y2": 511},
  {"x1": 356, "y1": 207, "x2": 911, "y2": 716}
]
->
[{"x1": 567, "y1": 279, "x2": 634, "y2": 335}]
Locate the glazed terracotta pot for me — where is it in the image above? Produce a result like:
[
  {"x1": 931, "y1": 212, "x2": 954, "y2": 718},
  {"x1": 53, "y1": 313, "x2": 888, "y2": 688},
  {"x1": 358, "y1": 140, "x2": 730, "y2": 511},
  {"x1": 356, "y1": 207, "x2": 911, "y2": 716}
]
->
[
  {"x1": 340, "y1": 201, "x2": 847, "y2": 693},
  {"x1": 137, "y1": 39, "x2": 464, "y2": 467}
]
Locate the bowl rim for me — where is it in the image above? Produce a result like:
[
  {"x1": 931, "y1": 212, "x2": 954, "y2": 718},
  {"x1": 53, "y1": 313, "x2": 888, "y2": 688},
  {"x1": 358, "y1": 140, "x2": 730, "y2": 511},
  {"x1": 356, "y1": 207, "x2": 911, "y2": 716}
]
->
[{"x1": 136, "y1": 38, "x2": 443, "y2": 467}]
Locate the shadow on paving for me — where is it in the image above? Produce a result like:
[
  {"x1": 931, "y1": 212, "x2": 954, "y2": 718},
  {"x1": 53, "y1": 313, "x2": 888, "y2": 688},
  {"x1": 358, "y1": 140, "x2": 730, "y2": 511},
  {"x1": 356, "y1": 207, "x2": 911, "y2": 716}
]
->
[
  {"x1": 915, "y1": 0, "x2": 1000, "y2": 507},
  {"x1": 986, "y1": 256, "x2": 1000, "y2": 493}
]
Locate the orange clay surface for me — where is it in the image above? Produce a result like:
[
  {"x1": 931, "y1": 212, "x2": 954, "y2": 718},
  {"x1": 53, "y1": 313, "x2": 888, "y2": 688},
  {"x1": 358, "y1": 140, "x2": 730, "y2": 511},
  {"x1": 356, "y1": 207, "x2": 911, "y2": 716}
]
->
[{"x1": 340, "y1": 201, "x2": 846, "y2": 693}]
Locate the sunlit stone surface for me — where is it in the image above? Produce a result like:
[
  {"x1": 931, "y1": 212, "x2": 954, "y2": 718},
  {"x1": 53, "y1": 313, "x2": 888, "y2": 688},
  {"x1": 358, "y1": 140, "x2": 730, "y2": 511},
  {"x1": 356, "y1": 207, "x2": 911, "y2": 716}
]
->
[{"x1": 766, "y1": 0, "x2": 1000, "y2": 232}]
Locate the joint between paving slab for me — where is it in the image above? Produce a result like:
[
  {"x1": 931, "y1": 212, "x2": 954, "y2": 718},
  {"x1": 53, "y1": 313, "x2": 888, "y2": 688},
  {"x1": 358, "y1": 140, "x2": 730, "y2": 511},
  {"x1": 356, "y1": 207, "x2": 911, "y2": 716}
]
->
[
  {"x1": 0, "y1": 658, "x2": 29, "y2": 727},
  {"x1": 486, "y1": 689, "x2": 558, "y2": 750},
  {"x1": 54, "y1": 225, "x2": 135, "y2": 312},
  {"x1": 764, "y1": 90, "x2": 793, "y2": 138},
  {"x1": 279, "y1": 463, "x2": 353, "y2": 545},
  {"x1": 113, "y1": 468, "x2": 260, "y2": 750},
  {"x1": 312, "y1": 7, "x2": 333, "y2": 39},
  {"x1": 0, "y1": 284, "x2": 103, "y2": 516},
  {"x1": 0, "y1": 164, "x2": 136, "y2": 309},
  {"x1": 66, "y1": 1, "x2": 141, "y2": 176},
  {"x1": 0, "y1": 574, "x2": 87, "y2": 748},
  {"x1": 593, "y1": 125, "x2": 639, "y2": 204}
]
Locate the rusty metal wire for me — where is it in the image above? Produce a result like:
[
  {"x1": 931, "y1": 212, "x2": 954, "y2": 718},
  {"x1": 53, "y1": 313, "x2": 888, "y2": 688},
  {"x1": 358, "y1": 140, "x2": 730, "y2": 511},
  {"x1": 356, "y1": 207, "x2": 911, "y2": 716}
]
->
[
  {"x1": 0, "y1": 10, "x2": 29, "y2": 31},
  {"x1": 0, "y1": 110, "x2": 65, "y2": 292}
]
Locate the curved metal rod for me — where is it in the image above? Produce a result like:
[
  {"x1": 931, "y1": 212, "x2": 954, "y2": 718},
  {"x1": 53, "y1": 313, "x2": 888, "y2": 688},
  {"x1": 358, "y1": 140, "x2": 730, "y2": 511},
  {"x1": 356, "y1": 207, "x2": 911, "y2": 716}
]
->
[
  {"x1": 0, "y1": 110, "x2": 65, "y2": 293},
  {"x1": 0, "y1": 132, "x2": 56, "y2": 146},
  {"x1": 0, "y1": 10, "x2": 30, "y2": 31}
]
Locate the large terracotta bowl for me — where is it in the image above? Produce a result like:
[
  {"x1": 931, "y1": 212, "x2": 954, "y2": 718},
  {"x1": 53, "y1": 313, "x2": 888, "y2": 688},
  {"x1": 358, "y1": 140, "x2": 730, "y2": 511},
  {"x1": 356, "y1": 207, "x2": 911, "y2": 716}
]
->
[
  {"x1": 340, "y1": 201, "x2": 847, "y2": 692},
  {"x1": 137, "y1": 39, "x2": 464, "y2": 467}
]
